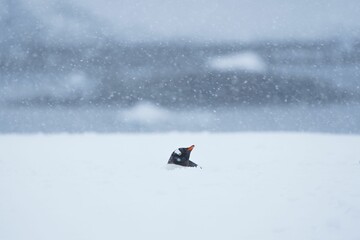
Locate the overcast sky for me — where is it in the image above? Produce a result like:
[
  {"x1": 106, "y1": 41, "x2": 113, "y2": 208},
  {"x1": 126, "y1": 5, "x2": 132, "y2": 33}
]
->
[{"x1": 28, "y1": 0, "x2": 360, "y2": 42}]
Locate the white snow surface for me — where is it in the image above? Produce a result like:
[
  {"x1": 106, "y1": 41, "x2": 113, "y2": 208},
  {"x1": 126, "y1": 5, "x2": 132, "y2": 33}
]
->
[
  {"x1": 208, "y1": 52, "x2": 267, "y2": 73},
  {"x1": 1, "y1": 132, "x2": 360, "y2": 240}
]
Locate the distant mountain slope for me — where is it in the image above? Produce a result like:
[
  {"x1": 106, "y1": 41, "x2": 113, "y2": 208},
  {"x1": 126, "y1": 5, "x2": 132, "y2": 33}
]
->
[
  {"x1": 0, "y1": 0, "x2": 113, "y2": 47},
  {"x1": 1, "y1": 42, "x2": 358, "y2": 107}
]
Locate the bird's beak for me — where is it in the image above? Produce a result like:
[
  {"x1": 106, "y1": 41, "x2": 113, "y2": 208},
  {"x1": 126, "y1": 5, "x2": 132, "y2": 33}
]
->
[{"x1": 187, "y1": 145, "x2": 195, "y2": 151}]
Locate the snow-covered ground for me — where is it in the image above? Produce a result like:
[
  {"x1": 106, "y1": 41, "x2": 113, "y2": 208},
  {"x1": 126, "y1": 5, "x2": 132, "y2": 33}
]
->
[{"x1": 1, "y1": 132, "x2": 360, "y2": 240}]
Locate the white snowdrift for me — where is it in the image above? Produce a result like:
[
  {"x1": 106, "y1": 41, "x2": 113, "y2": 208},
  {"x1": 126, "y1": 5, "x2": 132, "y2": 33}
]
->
[
  {"x1": 208, "y1": 52, "x2": 267, "y2": 73},
  {"x1": 120, "y1": 102, "x2": 171, "y2": 124},
  {"x1": 1, "y1": 133, "x2": 360, "y2": 240}
]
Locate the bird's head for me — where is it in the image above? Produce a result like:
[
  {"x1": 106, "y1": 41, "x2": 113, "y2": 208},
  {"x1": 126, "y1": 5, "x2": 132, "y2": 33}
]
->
[{"x1": 168, "y1": 145, "x2": 195, "y2": 164}]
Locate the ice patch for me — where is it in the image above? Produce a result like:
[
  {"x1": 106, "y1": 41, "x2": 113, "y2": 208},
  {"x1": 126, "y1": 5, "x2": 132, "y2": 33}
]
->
[
  {"x1": 121, "y1": 102, "x2": 170, "y2": 124},
  {"x1": 208, "y1": 51, "x2": 266, "y2": 73}
]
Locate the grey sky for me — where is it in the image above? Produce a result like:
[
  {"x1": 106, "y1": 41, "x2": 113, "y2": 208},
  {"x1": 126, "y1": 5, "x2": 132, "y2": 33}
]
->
[{"x1": 28, "y1": 0, "x2": 360, "y2": 42}]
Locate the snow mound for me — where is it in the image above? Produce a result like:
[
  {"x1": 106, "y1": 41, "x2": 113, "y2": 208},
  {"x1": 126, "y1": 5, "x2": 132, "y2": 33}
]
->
[
  {"x1": 120, "y1": 102, "x2": 170, "y2": 124},
  {"x1": 208, "y1": 51, "x2": 267, "y2": 73},
  {"x1": 1, "y1": 133, "x2": 360, "y2": 240},
  {"x1": 165, "y1": 164, "x2": 185, "y2": 170}
]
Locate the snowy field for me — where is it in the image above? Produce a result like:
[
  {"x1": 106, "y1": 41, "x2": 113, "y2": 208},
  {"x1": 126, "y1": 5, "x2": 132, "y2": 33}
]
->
[{"x1": 1, "y1": 132, "x2": 360, "y2": 240}]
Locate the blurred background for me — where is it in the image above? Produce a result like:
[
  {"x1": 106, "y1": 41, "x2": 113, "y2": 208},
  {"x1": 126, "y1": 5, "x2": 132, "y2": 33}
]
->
[{"x1": 1, "y1": 0, "x2": 360, "y2": 133}]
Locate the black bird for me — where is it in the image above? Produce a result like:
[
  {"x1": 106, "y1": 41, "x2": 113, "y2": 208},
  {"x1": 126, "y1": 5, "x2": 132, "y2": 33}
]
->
[{"x1": 167, "y1": 145, "x2": 200, "y2": 168}]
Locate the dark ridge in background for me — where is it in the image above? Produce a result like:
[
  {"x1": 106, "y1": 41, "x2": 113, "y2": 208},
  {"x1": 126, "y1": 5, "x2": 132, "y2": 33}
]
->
[{"x1": 1, "y1": 0, "x2": 360, "y2": 133}]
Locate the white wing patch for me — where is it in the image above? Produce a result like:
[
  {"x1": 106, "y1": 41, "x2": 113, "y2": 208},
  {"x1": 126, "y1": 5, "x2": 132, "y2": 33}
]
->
[{"x1": 174, "y1": 149, "x2": 182, "y2": 155}]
